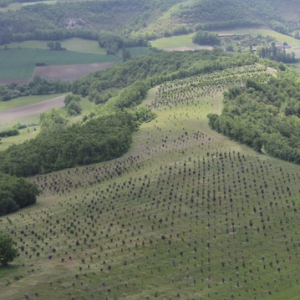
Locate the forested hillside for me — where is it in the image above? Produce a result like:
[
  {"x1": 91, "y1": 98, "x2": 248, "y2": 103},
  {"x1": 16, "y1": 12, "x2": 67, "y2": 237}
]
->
[{"x1": 1, "y1": 0, "x2": 300, "y2": 45}]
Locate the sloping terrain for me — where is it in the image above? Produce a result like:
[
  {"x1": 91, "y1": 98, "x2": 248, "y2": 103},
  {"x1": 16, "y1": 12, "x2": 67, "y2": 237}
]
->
[
  {"x1": 1, "y1": 0, "x2": 300, "y2": 45},
  {"x1": 2, "y1": 63, "x2": 300, "y2": 300}
]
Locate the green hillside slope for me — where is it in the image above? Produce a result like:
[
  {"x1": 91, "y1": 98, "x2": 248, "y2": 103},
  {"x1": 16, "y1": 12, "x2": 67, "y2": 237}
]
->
[{"x1": 1, "y1": 0, "x2": 300, "y2": 45}]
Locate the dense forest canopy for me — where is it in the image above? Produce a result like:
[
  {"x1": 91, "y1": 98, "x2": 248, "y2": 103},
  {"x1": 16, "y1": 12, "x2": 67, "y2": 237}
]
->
[{"x1": 208, "y1": 74, "x2": 300, "y2": 164}]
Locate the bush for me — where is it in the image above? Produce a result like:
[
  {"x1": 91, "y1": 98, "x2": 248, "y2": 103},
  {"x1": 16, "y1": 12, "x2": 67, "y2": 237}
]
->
[{"x1": 0, "y1": 128, "x2": 19, "y2": 138}]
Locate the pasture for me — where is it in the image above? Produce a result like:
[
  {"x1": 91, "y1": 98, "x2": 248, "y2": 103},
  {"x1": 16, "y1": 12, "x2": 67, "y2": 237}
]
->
[
  {"x1": 1, "y1": 64, "x2": 300, "y2": 299},
  {"x1": 0, "y1": 49, "x2": 120, "y2": 80}
]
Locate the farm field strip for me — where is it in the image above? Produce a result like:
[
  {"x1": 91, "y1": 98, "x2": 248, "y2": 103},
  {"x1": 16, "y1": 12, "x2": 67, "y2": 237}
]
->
[
  {"x1": 32, "y1": 62, "x2": 119, "y2": 81},
  {"x1": 5, "y1": 38, "x2": 107, "y2": 55},
  {"x1": 0, "y1": 49, "x2": 120, "y2": 79},
  {"x1": 1, "y1": 65, "x2": 300, "y2": 299},
  {"x1": 0, "y1": 93, "x2": 67, "y2": 111}
]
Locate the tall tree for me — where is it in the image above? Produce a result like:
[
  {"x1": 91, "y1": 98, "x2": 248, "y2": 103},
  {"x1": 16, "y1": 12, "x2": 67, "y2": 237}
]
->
[{"x1": 0, "y1": 234, "x2": 18, "y2": 266}]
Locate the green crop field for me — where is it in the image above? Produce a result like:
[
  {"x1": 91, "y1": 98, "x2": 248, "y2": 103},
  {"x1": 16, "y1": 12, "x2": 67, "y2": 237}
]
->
[
  {"x1": 151, "y1": 34, "x2": 195, "y2": 49},
  {"x1": 2, "y1": 63, "x2": 300, "y2": 299},
  {"x1": 0, "y1": 49, "x2": 120, "y2": 79}
]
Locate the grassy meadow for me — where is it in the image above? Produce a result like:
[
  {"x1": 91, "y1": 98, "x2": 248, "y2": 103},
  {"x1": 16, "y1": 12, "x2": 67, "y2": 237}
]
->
[{"x1": 1, "y1": 64, "x2": 300, "y2": 299}]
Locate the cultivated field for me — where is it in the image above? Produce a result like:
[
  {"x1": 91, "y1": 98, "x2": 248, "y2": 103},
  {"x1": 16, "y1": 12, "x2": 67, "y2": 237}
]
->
[
  {"x1": 0, "y1": 49, "x2": 120, "y2": 80},
  {"x1": 33, "y1": 62, "x2": 119, "y2": 81},
  {"x1": 1, "y1": 64, "x2": 300, "y2": 299},
  {"x1": 0, "y1": 94, "x2": 67, "y2": 111},
  {"x1": 0, "y1": 95, "x2": 66, "y2": 123}
]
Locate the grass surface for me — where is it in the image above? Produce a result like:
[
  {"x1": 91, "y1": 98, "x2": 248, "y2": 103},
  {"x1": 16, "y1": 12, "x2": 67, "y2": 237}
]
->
[
  {"x1": 151, "y1": 34, "x2": 195, "y2": 49},
  {"x1": 0, "y1": 49, "x2": 119, "y2": 79},
  {"x1": 2, "y1": 65, "x2": 300, "y2": 299}
]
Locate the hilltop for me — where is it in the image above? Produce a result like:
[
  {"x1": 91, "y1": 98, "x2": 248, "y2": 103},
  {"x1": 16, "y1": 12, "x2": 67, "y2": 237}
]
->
[{"x1": 1, "y1": 0, "x2": 300, "y2": 45}]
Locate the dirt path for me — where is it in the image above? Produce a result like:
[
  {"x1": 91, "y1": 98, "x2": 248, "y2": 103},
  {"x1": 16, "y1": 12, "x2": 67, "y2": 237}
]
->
[{"x1": 0, "y1": 95, "x2": 65, "y2": 122}]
